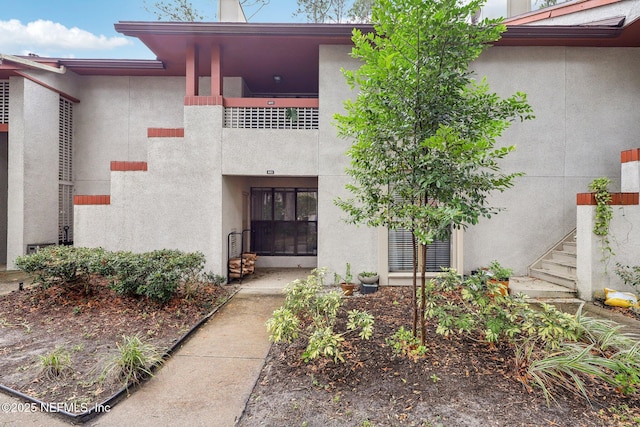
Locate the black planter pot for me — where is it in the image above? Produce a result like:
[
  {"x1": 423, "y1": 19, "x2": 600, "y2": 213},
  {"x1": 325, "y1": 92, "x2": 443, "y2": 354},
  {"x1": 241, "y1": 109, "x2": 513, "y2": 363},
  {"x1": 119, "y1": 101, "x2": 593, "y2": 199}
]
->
[{"x1": 361, "y1": 283, "x2": 378, "y2": 294}]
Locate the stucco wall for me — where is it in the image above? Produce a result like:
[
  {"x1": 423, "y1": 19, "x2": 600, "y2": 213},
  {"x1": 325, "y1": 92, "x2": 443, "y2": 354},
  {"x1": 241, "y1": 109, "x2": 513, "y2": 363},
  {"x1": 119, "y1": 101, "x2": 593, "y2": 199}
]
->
[
  {"x1": 577, "y1": 204, "x2": 640, "y2": 299},
  {"x1": 221, "y1": 129, "x2": 319, "y2": 176},
  {"x1": 7, "y1": 77, "x2": 60, "y2": 267},
  {"x1": 69, "y1": 43, "x2": 640, "y2": 282},
  {"x1": 75, "y1": 105, "x2": 225, "y2": 272},
  {"x1": 318, "y1": 45, "x2": 380, "y2": 280},
  {"x1": 465, "y1": 46, "x2": 640, "y2": 275},
  {"x1": 74, "y1": 76, "x2": 184, "y2": 195}
]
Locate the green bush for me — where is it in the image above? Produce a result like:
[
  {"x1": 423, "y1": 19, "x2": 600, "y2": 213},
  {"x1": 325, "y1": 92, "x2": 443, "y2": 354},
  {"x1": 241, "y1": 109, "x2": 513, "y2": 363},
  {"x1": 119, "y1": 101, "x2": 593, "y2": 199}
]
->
[
  {"x1": 108, "y1": 250, "x2": 206, "y2": 303},
  {"x1": 615, "y1": 263, "x2": 640, "y2": 294},
  {"x1": 38, "y1": 346, "x2": 72, "y2": 380},
  {"x1": 100, "y1": 335, "x2": 162, "y2": 387},
  {"x1": 16, "y1": 246, "x2": 209, "y2": 304},
  {"x1": 15, "y1": 246, "x2": 109, "y2": 290},
  {"x1": 266, "y1": 268, "x2": 374, "y2": 363},
  {"x1": 423, "y1": 268, "x2": 640, "y2": 404}
]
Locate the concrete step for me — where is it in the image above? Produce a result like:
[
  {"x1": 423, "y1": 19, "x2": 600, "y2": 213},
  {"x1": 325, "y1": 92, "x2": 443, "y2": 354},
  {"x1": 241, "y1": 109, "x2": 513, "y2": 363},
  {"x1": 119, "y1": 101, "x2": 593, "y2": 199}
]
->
[
  {"x1": 562, "y1": 241, "x2": 576, "y2": 254},
  {"x1": 541, "y1": 258, "x2": 576, "y2": 276},
  {"x1": 529, "y1": 268, "x2": 577, "y2": 289},
  {"x1": 509, "y1": 276, "x2": 578, "y2": 299},
  {"x1": 550, "y1": 250, "x2": 577, "y2": 264}
]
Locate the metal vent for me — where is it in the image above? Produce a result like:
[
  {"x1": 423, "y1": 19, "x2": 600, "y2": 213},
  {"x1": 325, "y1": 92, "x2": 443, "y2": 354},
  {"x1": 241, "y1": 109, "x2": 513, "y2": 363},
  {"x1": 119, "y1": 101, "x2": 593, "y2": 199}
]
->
[
  {"x1": 59, "y1": 97, "x2": 73, "y2": 244},
  {"x1": 0, "y1": 80, "x2": 8, "y2": 124}
]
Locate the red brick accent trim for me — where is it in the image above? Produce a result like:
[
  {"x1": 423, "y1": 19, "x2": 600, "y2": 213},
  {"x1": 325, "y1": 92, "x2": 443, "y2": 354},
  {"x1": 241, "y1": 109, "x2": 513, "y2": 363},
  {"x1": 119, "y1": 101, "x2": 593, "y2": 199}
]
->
[
  {"x1": 184, "y1": 95, "x2": 223, "y2": 106},
  {"x1": 110, "y1": 161, "x2": 148, "y2": 171},
  {"x1": 0, "y1": 124, "x2": 7, "y2": 132},
  {"x1": 621, "y1": 149, "x2": 640, "y2": 163},
  {"x1": 147, "y1": 128, "x2": 184, "y2": 138},
  {"x1": 577, "y1": 192, "x2": 639, "y2": 205},
  {"x1": 74, "y1": 195, "x2": 111, "y2": 205}
]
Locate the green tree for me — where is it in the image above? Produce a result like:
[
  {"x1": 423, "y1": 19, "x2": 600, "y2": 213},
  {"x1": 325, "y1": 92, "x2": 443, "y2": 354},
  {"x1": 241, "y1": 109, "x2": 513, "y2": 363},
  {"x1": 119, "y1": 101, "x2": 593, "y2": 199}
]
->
[
  {"x1": 295, "y1": 0, "x2": 346, "y2": 23},
  {"x1": 348, "y1": 0, "x2": 374, "y2": 23},
  {"x1": 144, "y1": 0, "x2": 206, "y2": 21},
  {"x1": 334, "y1": 0, "x2": 533, "y2": 344},
  {"x1": 144, "y1": 0, "x2": 270, "y2": 21},
  {"x1": 294, "y1": 0, "x2": 373, "y2": 23}
]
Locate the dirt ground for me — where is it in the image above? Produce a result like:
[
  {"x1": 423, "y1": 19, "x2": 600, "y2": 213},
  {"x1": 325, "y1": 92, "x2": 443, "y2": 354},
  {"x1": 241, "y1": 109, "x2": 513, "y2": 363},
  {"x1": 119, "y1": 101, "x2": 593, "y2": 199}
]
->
[
  {"x1": 238, "y1": 286, "x2": 640, "y2": 427},
  {"x1": 0, "y1": 276, "x2": 234, "y2": 413}
]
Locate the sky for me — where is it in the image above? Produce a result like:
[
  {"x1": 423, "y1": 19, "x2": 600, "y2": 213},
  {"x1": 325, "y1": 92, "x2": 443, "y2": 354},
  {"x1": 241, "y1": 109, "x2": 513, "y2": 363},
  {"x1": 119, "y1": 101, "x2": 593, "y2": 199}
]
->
[
  {"x1": 0, "y1": 0, "x2": 510, "y2": 60},
  {"x1": 0, "y1": 0, "x2": 305, "y2": 60}
]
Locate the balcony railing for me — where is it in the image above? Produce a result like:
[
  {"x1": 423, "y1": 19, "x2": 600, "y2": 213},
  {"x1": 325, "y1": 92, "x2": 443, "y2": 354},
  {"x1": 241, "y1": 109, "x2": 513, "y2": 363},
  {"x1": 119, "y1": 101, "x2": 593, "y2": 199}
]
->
[{"x1": 223, "y1": 98, "x2": 319, "y2": 130}]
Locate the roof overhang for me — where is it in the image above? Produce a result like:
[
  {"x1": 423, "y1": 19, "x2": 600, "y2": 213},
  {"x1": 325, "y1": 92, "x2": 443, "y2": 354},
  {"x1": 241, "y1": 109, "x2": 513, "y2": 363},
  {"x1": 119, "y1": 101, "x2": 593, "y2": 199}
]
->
[{"x1": 1, "y1": 19, "x2": 638, "y2": 92}]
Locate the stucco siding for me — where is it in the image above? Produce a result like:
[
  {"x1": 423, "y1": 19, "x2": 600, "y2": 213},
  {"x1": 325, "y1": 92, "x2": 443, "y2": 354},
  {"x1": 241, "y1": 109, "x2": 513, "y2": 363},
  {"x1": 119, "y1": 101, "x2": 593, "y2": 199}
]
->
[
  {"x1": 317, "y1": 45, "x2": 379, "y2": 279},
  {"x1": 221, "y1": 129, "x2": 318, "y2": 176},
  {"x1": 7, "y1": 78, "x2": 60, "y2": 267},
  {"x1": 74, "y1": 76, "x2": 184, "y2": 195},
  {"x1": 465, "y1": 46, "x2": 640, "y2": 274}
]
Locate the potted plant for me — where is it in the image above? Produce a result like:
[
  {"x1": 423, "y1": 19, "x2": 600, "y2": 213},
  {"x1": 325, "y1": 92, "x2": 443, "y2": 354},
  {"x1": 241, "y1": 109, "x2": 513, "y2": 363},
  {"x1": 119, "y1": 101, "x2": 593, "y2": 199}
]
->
[
  {"x1": 339, "y1": 263, "x2": 357, "y2": 296},
  {"x1": 358, "y1": 271, "x2": 379, "y2": 294},
  {"x1": 486, "y1": 260, "x2": 512, "y2": 297}
]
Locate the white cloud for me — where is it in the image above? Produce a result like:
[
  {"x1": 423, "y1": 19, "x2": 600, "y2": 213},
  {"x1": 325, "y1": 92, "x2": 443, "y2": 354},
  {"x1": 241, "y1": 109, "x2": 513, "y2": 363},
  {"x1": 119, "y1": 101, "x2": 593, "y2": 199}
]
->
[{"x1": 0, "y1": 19, "x2": 131, "y2": 57}]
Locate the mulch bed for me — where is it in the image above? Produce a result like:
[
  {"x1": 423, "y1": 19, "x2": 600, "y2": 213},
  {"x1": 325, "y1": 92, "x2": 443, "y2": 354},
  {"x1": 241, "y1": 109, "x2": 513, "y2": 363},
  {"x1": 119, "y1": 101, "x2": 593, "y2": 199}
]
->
[
  {"x1": 0, "y1": 277, "x2": 234, "y2": 412},
  {"x1": 239, "y1": 286, "x2": 640, "y2": 427}
]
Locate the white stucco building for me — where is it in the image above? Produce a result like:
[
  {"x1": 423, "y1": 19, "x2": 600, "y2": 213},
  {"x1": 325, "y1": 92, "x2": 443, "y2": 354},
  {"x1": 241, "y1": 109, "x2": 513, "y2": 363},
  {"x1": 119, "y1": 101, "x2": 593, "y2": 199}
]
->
[{"x1": 1, "y1": 0, "x2": 639, "y2": 295}]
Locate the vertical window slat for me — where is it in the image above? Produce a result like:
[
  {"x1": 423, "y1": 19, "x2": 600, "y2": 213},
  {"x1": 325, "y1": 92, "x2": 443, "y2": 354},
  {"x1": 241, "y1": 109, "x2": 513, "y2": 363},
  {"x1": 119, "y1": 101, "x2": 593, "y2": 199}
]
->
[{"x1": 58, "y1": 97, "x2": 73, "y2": 244}]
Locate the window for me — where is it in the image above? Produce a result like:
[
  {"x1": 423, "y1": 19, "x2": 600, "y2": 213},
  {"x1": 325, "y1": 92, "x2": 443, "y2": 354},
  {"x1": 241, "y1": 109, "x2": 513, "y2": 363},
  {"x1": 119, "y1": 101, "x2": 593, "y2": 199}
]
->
[
  {"x1": 251, "y1": 188, "x2": 317, "y2": 256},
  {"x1": 388, "y1": 227, "x2": 451, "y2": 272}
]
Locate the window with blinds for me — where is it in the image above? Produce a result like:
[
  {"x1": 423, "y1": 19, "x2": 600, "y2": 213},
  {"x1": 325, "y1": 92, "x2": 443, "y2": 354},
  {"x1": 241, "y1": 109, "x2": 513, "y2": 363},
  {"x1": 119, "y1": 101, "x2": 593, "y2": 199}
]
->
[
  {"x1": 59, "y1": 97, "x2": 73, "y2": 244},
  {"x1": 388, "y1": 227, "x2": 451, "y2": 272},
  {"x1": 0, "y1": 81, "x2": 8, "y2": 124}
]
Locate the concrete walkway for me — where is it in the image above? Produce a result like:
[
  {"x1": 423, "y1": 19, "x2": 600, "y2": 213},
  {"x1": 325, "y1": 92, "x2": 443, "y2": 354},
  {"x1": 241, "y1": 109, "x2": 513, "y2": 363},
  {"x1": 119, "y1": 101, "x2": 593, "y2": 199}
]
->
[{"x1": 0, "y1": 268, "x2": 311, "y2": 427}]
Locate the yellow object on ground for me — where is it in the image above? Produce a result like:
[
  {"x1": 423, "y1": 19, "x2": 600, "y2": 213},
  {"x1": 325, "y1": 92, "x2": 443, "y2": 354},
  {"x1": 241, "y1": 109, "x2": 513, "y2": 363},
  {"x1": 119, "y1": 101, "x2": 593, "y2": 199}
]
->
[{"x1": 604, "y1": 288, "x2": 639, "y2": 308}]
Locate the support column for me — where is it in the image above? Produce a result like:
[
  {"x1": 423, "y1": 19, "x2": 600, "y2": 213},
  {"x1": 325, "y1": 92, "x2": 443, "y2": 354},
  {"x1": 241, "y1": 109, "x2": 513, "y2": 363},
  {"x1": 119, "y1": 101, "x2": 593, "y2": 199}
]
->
[
  {"x1": 211, "y1": 45, "x2": 222, "y2": 97},
  {"x1": 186, "y1": 44, "x2": 199, "y2": 97}
]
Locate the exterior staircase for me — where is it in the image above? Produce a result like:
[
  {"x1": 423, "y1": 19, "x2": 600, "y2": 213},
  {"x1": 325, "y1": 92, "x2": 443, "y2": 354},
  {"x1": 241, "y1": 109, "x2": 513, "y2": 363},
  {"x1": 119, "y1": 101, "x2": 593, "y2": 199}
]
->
[{"x1": 509, "y1": 229, "x2": 579, "y2": 300}]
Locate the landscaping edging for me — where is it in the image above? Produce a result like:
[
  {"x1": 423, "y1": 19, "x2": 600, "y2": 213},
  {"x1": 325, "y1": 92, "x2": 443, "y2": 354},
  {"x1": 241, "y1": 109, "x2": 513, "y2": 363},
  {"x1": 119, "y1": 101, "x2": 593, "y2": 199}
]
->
[{"x1": 0, "y1": 287, "x2": 239, "y2": 424}]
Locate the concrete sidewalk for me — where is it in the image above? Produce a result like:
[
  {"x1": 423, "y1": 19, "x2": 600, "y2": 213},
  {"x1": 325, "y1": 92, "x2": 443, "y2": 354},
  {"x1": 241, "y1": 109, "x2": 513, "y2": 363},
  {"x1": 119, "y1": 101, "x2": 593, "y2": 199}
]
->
[
  {"x1": 87, "y1": 291, "x2": 284, "y2": 427},
  {"x1": 0, "y1": 269, "x2": 311, "y2": 427}
]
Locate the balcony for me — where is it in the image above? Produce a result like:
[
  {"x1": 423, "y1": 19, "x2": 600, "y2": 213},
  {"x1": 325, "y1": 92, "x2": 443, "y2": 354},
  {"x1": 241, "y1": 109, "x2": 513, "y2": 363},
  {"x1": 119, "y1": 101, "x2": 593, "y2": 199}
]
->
[
  {"x1": 223, "y1": 98, "x2": 319, "y2": 130},
  {"x1": 221, "y1": 98, "x2": 319, "y2": 176}
]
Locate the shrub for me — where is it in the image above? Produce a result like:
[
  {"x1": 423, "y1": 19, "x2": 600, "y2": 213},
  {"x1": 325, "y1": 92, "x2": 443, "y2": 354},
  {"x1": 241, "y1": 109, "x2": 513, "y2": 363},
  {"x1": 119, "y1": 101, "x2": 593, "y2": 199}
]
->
[
  {"x1": 615, "y1": 263, "x2": 640, "y2": 294},
  {"x1": 15, "y1": 246, "x2": 110, "y2": 292},
  {"x1": 266, "y1": 268, "x2": 374, "y2": 363},
  {"x1": 38, "y1": 346, "x2": 72, "y2": 380},
  {"x1": 100, "y1": 335, "x2": 163, "y2": 387},
  {"x1": 108, "y1": 250, "x2": 207, "y2": 303},
  {"x1": 16, "y1": 246, "x2": 211, "y2": 303},
  {"x1": 423, "y1": 268, "x2": 640, "y2": 404}
]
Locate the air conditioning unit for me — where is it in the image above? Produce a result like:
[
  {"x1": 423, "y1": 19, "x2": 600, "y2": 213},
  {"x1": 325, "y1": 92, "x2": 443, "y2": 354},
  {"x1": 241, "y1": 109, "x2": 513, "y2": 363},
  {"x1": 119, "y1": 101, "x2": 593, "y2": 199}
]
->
[{"x1": 26, "y1": 243, "x2": 56, "y2": 254}]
